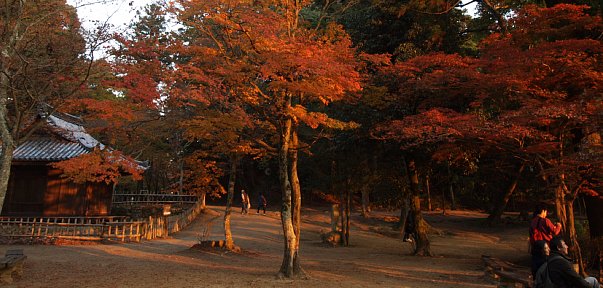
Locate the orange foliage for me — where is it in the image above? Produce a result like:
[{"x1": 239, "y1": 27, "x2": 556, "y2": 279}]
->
[{"x1": 51, "y1": 149, "x2": 144, "y2": 184}]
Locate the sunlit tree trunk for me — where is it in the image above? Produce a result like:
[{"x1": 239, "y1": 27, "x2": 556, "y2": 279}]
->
[
  {"x1": 200, "y1": 191, "x2": 206, "y2": 209},
  {"x1": 290, "y1": 125, "x2": 304, "y2": 275},
  {"x1": 278, "y1": 94, "x2": 301, "y2": 278},
  {"x1": 406, "y1": 158, "x2": 432, "y2": 256},
  {"x1": 224, "y1": 154, "x2": 238, "y2": 250}
]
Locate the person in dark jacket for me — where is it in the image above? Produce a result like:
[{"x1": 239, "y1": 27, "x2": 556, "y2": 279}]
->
[
  {"x1": 547, "y1": 237, "x2": 600, "y2": 288},
  {"x1": 531, "y1": 240, "x2": 550, "y2": 277},
  {"x1": 257, "y1": 193, "x2": 267, "y2": 215}
]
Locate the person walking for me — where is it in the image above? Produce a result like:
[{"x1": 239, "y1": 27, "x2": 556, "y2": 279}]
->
[
  {"x1": 241, "y1": 190, "x2": 250, "y2": 214},
  {"x1": 257, "y1": 193, "x2": 267, "y2": 215}
]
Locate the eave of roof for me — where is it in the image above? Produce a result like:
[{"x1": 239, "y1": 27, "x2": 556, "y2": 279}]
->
[{"x1": 13, "y1": 139, "x2": 90, "y2": 162}]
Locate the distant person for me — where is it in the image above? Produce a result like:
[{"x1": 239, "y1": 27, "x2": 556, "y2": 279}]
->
[
  {"x1": 531, "y1": 240, "x2": 550, "y2": 277},
  {"x1": 241, "y1": 190, "x2": 250, "y2": 214},
  {"x1": 257, "y1": 193, "x2": 267, "y2": 215},
  {"x1": 537, "y1": 236, "x2": 600, "y2": 288},
  {"x1": 529, "y1": 203, "x2": 562, "y2": 246}
]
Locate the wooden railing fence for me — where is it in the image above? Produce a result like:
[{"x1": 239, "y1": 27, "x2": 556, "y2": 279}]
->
[
  {"x1": 112, "y1": 190, "x2": 198, "y2": 204},
  {"x1": 142, "y1": 200, "x2": 204, "y2": 240},
  {"x1": 0, "y1": 201, "x2": 205, "y2": 242}
]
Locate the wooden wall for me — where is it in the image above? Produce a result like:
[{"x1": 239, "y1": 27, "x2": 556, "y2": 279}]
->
[
  {"x1": 4, "y1": 164, "x2": 47, "y2": 215},
  {"x1": 2, "y1": 163, "x2": 112, "y2": 216}
]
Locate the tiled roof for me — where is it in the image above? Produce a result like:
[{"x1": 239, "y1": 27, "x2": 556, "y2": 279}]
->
[
  {"x1": 12, "y1": 112, "x2": 147, "y2": 170},
  {"x1": 12, "y1": 114, "x2": 100, "y2": 162},
  {"x1": 13, "y1": 139, "x2": 90, "y2": 161}
]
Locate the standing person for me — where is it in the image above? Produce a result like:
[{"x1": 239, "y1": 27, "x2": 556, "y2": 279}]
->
[
  {"x1": 257, "y1": 193, "x2": 267, "y2": 215},
  {"x1": 530, "y1": 203, "x2": 562, "y2": 246},
  {"x1": 537, "y1": 236, "x2": 600, "y2": 288},
  {"x1": 241, "y1": 190, "x2": 250, "y2": 214}
]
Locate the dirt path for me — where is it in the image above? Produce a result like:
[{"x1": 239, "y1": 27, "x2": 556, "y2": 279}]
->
[{"x1": 1, "y1": 207, "x2": 530, "y2": 288}]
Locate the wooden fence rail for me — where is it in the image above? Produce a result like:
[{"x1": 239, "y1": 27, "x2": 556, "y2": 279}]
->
[
  {"x1": 142, "y1": 200, "x2": 204, "y2": 240},
  {"x1": 0, "y1": 201, "x2": 205, "y2": 242}
]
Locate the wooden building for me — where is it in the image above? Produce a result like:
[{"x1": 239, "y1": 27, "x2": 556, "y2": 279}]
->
[{"x1": 2, "y1": 113, "x2": 135, "y2": 217}]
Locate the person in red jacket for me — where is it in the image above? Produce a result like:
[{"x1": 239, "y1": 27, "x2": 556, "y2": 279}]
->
[
  {"x1": 530, "y1": 203, "x2": 562, "y2": 244},
  {"x1": 529, "y1": 203, "x2": 562, "y2": 277}
]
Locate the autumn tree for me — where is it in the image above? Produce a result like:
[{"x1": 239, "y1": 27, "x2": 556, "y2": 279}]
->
[
  {"x1": 171, "y1": 0, "x2": 361, "y2": 278},
  {"x1": 0, "y1": 0, "x2": 100, "y2": 213},
  {"x1": 371, "y1": 4, "x2": 602, "y2": 264}
]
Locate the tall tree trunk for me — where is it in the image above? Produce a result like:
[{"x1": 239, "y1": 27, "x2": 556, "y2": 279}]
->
[
  {"x1": 565, "y1": 199, "x2": 586, "y2": 276},
  {"x1": 200, "y1": 191, "x2": 206, "y2": 209},
  {"x1": 398, "y1": 197, "x2": 410, "y2": 234},
  {"x1": 598, "y1": 238, "x2": 602, "y2": 283},
  {"x1": 447, "y1": 161, "x2": 456, "y2": 210},
  {"x1": 345, "y1": 182, "x2": 351, "y2": 246},
  {"x1": 339, "y1": 175, "x2": 346, "y2": 244},
  {"x1": 277, "y1": 94, "x2": 301, "y2": 278},
  {"x1": 179, "y1": 158, "x2": 184, "y2": 194},
  {"x1": 361, "y1": 186, "x2": 370, "y2": 217},
  {"x1": 289, "y1": 125, "x2": 304, "y2": 275},
  {"x1": 0, "y1": 72, "x2": 16, "y2": 215},
  {"x1": 554, "y1": 182, "x2": 568, "y2": 233},
  {"x1": 406, "y1": 158, "x2": 432, "y2": 256},
  {"x1": 441, "y1": 188, "x2": 447, "y2": 215},
  {"x1": 425, "y1": 174, "x2": 432, "y2": 212},
  {"x1": 488, "y1": 163, "x2": 526, "y2": 223},
  {"x1": 224, "y1": 154, "x2": 238, "y2": 250}
]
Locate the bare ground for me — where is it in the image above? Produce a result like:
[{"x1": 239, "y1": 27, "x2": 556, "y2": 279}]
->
[{"x1": 1, "y1": 206, "x2": 530, "y2": 288}]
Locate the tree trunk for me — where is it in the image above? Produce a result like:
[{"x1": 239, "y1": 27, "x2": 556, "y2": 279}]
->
[
  {"x1": 277, "y1": 94, "x2": 302, "y2": 278},
  {"x1": 0, "y1": 71, "x2": 16, "y2": 215},
  {"x1": 398, "y1": 197, "x2": 410, "y2": 234},
  {"x1": 178, "y1": 157, "x2": 184, "y2": 194},
  {"x1": 223, "y1": 154, "x2": 238, "y2": 250},
  {"x1": 425, "y1": 174, "x2": 432, "y2": 212},
  {"x1": 345, "y1": 185, "x2": 351, "y2": 246},
  {"x1": 488, "y1": 163, "x2": 526, "y2": 223},
  {"x1": 598, "y1": 238, "x2": 602, "y2": 283},
  {"x1": 330, "y1": 204, "x2": 340, "y2": 232},
  {"x1": 406, "y1": 158, "x2": 432, "y2": 256},
  {"x1": 554, "y1": 182, "x2": 568, "y2": 233},
  {"x1": 289, "y1": 126, "x2": 303, "y2": 272},
  {"x1": 200, "y1": 191, "x2": 206, "y2": 209},
  {"x1": 0, "y1": 0, "x2": 23, "y2": 214},
  {"x1": 565, "y1": 199, "x2": 586, "y2": 277},
  {"x1": 361, "y1": 183, "x2": 370, "y2": 217},
  {"x1": 441, "y1": 188, "x2": 447, "y2": 215},
  {"x1": 447, "y1": 162, "x2": 456, "y2": 210},
  {"x1": 339, "y1": 176, "x2": 346, "y2": 245}
]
